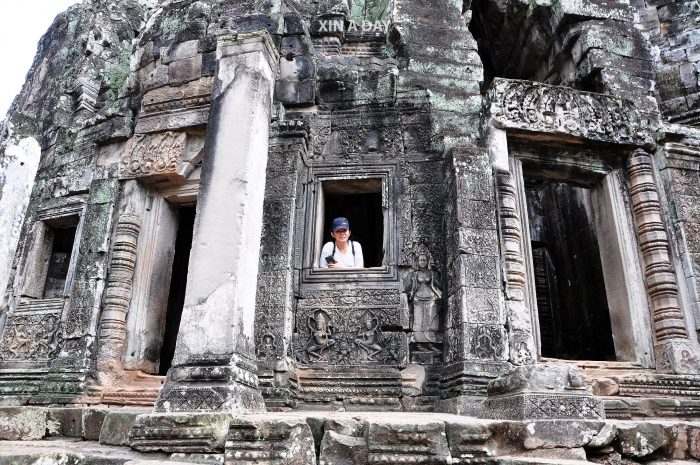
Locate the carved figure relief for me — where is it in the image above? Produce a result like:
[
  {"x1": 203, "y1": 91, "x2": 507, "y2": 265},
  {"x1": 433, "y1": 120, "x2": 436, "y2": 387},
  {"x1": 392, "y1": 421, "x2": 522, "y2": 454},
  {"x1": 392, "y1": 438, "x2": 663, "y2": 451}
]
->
[
  {"x1": 0, "y1": 312, "x2": 63, "y2": 362},
  {"x1": 294, "y1": 307, "x2": 407, "y2": 365},
  {"x1": 257, "y1": 328, "x2": 277, "y2": 360},
  {"x1": 354, "y1": 310, "x2": 382, "y2": 361},
  {"x1": 404, "y1": 244, "x2": 443, "y2": 351},
  {"x1": 119, "y1": 132, "x2": 187, "y2": 181},
  {"x1": 306, "y1": 310, "x2": 336, "y2": 363}
]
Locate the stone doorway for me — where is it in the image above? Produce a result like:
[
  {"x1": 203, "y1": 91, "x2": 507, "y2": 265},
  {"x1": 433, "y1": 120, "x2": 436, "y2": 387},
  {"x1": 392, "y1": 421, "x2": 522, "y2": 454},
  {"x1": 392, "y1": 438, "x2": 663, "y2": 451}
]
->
[
  {"x1": 157, "y1": 205, "x2": 195, "y2": 375},
  {"x1": 524, "y1": 178, "x2": 616, "y2": 361},
  {"x1": 509, "y1": 147, "x2": 656, "y2": 367}
]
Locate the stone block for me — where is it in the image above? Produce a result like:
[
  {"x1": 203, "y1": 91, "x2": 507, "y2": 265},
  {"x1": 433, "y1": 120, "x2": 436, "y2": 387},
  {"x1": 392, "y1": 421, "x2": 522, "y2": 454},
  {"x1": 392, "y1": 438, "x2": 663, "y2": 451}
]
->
[
  {"x1": 0, "y1": 407, "x2": 47, "y2": 440},
  {"x1": 446, "y1": 286, "x2": 503, "y2": 327},
  {"x1": 163, "y1": 39, "x2": 200, "y2": 64},
  {"x1": 449, "y1": 254, "x2": 500, "y2": 294},
  {"x1": 445, "y1": 419, "x2": 494, "y2": 460},
  {"x1": 142, "y1": 62, "x2": 169, "y2": 92},
  {"x1": 83, "y1": 407, "x2": 109, "y2": 441},
  {"x1": 168, "y1": 55, "x2": 203, "y2": 86},
  {"x1": 225, "y1": 417, "x2": 315, "y2": 464},
  {"x1": 275, "y1": 79, "x2": 315, "y2": 106},
  {"x1": 99, "y1": 411, "x2": 141, "y2": 446},
  {"x1": 130, "y1": 412, "x2": 231, "y2": 453},
  {"x1": 592, "y1": 378, "x2": 620, "y2": 397},
  {"x1": 47, "y1": 407, "x2": 84, "y2": 438},
  {"x1": 367, "y1": 420, "x2": 451, "y2": 464},
  {"x1": 615, "y1": 422, "x2": 668, "y2": 458},
  {"x1": 319, "y1": 430, "x2": 368, "y2": 465},
  {"x1": 481, "y1": 365, "x2": 604, "y2": 421}
]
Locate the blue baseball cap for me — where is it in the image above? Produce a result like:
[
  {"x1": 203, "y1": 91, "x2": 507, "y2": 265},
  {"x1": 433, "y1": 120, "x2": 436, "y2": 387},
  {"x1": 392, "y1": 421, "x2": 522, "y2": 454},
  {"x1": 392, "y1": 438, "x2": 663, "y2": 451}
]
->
[{"x1": 331, "y1": 217, "x2": 350, "y2": 231}]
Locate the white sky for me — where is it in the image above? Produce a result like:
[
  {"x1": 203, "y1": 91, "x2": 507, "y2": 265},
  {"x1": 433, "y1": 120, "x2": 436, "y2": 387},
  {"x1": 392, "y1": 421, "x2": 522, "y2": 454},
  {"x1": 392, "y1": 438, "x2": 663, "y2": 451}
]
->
[{"x1": 0, "y1": 0, "x2": 80, "y2": 118}]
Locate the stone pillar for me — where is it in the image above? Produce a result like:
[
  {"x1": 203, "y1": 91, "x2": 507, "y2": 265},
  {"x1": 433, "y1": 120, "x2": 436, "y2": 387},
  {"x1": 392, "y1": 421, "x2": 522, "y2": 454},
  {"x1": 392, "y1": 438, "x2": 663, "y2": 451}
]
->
[
  {"x1": 95, "y1": 214, "x2": 141, "y2": 385},
  {"x1": 153, "y1": 31, "x2": 278, "y2": 414},
  {"x1": 626, "y1": 149, "x2": 700, "y2": 374},
  {"x1": 438, "y1": 147, "x2": 509, "y2": 414},
  {"x1": 495, "y1": 170, "x2": 537, "y2": 366}
]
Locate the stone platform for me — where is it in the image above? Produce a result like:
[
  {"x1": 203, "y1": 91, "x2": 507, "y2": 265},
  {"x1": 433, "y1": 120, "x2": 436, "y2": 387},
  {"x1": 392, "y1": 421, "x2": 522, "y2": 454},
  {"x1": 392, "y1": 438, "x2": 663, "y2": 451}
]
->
[{"x1": 2, "y1": 407, "x2": 700, "y2": 464}]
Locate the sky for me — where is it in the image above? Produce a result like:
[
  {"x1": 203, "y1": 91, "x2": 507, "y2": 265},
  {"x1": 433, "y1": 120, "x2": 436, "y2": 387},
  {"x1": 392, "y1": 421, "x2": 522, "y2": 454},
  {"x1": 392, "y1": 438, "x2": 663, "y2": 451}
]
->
[{"x1": 0, "y1": 0, "x2": 80, "y2": 118}]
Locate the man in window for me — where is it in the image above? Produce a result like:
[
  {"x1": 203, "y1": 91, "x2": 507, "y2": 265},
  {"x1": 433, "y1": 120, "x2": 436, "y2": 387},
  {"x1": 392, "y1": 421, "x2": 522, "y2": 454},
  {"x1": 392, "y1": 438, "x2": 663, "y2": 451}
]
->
[{"x1": 319, "y1": 217, "x2": 364, "y2": 269}]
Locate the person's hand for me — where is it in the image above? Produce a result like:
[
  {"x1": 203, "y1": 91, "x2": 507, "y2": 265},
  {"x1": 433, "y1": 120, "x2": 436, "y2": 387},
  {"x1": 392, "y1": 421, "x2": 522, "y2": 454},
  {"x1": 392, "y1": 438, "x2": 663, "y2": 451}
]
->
[{"x1": 328, "y1": 261, "x2": 344, "y2": 269}]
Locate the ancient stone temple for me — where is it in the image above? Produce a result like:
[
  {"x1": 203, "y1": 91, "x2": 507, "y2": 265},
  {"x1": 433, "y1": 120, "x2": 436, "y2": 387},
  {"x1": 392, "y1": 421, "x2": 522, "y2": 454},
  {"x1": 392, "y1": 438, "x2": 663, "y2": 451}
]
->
[{"x1": 2, "y1": 0, "x2": 700, "y2": 463}]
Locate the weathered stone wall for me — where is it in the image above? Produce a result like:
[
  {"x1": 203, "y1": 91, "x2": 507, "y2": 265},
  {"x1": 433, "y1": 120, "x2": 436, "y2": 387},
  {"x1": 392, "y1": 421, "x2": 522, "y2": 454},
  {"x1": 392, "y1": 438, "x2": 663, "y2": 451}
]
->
[
  {"x1": 0, "y1": 0, "x2": 147, "y2": 400},
  {"x1": 634, "y1": 0, "x2": 700, "y2": 126}
]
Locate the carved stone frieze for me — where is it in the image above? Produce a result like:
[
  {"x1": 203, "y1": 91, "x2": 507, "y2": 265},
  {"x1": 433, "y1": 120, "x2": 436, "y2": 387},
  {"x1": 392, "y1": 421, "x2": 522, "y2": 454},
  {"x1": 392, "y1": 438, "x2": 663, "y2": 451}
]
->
[
  {"x1": 293, "y1": 307, "x2": 408, "y2": 366},
  {"x1": 0, "y1": 299, "x2": 64, "y2": 364},
  {"x1": 488, "y1": 78, "x2": 652, "y2": 146},
  {"x1": 298, "y1": 288, "x2": 401, "y2": 308},
  {"x1": 119, "y1": 132, "x2": 191, "y2": 182}
]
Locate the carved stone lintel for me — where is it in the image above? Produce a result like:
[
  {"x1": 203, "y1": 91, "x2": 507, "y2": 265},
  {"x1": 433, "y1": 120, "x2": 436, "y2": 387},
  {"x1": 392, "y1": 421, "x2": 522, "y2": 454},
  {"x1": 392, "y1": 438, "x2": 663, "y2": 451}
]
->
[
  {"x1": 488, "y1": 78, "x2": 651, "y2": 146},
  {"x1": 96, "y1": 215, "x2": 140, "y2": 384},
  {"x1": 119, "y1": 132, "x2": 190, "y2": 182}
]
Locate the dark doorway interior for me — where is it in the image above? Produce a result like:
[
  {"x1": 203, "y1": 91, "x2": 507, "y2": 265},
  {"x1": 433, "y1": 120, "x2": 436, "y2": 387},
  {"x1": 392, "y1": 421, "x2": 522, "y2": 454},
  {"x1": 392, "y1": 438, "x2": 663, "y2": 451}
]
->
[
  {"x1": 158, "y1": 205, "x2": 196, "y2": 375},
  {"x1": 323, "y1": 179, "x2": 384, "y2": 268},
  {"x1": 43, "y1": 225, "x2": 78, "y2": 299},
  {"x1": 525, "y1": 179, "x2": 616, "y2": 361}
]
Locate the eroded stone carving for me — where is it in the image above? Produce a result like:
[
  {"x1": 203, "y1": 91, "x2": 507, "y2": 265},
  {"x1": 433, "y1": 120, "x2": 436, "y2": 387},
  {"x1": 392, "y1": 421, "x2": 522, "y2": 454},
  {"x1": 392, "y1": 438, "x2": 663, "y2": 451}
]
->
[
  {"x1": 306, "y1": 310, "x2": 336, "y2": 363},
  {"x1": 405, "y1": 243, "x2": 443, "y2": 350},
  {"x1": 354, "y1": 309, "x2": 382, "y2": 361},
  {"x1": 496, "y1": 171, "x2": 536, "y2": 366},
  {"x1": 489, "y1": 78, "x2": 651, "y2": 146},
  {"x1": 0, "y1": 301, "x2": 63, "y2": 363},
  {"x1": 119, "y1": 132, "x2": 188, "y2": 181},
  {"x1": 295, "y1": 307, "x2": 407, "y2": 366}
]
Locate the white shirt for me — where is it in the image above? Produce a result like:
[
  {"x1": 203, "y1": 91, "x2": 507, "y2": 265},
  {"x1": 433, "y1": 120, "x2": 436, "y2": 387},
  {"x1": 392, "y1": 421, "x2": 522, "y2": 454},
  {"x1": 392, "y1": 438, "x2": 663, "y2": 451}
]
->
[{"x1": 318, "y1": 241, "x2": 364, "y2": 268}]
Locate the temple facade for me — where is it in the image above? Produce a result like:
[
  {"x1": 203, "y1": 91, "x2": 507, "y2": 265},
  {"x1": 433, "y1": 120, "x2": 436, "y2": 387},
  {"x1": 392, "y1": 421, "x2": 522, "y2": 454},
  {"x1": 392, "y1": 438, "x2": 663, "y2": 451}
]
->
[{"x1": 2, "y1": 0, "x2": 700, "y2": 462}]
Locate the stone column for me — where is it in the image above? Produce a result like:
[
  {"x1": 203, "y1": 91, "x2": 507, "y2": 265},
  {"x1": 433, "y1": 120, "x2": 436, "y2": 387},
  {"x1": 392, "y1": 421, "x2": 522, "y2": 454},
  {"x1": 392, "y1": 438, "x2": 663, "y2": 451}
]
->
[
  {"x1": 438, "y1": 147, "x2": 510, "y2": 414},
  {"x1": 153, "y1": 31, "x2": 278, "y2": 414},
  {"x1": 627, "y1": 149, "x2": 700, "y2": 374},
  {"x1": 495, "y1": 169, "x2": 537, "y2": 366},
  {"x1": 95, "y1": 214, "x2": 141, "y2": 385}
]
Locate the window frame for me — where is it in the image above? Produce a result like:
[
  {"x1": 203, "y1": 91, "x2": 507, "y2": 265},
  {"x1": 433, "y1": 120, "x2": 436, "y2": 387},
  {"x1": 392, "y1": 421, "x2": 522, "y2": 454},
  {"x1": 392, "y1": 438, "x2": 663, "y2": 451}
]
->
[{"x1": 301, "y1": 164, "x2": 399, "y2": 283}]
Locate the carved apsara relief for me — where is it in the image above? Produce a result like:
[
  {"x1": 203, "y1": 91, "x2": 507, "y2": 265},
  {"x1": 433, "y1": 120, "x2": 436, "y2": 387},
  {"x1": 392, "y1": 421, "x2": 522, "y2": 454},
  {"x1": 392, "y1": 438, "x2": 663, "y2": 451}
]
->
[
  {"x1": 0, "y1": 306, "x2": 63, "y2": 362},
  {"x1": 294, "y1": 307, "x2": 407, "y2": 366},
  {"x1": 403, "y1": 243, "x2": 443, "y2": 351}
]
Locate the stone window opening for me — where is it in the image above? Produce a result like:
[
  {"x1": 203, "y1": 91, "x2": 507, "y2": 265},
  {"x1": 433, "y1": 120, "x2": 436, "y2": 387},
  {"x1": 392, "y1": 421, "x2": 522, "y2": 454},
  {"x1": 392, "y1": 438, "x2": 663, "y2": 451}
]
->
[
  {"x1": 21, "y1": 213, "x2": 82, "y2": 302},
  {"x1": 320, "y1": 179, "x2": 384, "y2": 269},
  {"x1": 42, "y1": 219, "x2": 79, "y2": 300},
  {"x1": 301, "y1": 165, "x2": 399, "y2": 283},
  {"x1": 509, "y1": 149, "x2": 655, "y2": 367}
]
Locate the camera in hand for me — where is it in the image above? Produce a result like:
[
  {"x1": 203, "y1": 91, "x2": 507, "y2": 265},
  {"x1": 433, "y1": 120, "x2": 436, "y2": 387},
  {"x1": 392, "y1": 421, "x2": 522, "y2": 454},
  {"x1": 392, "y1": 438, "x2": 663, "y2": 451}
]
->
[{"x1": 325, "y1": 256, "x2": 337, "y2": 264}]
